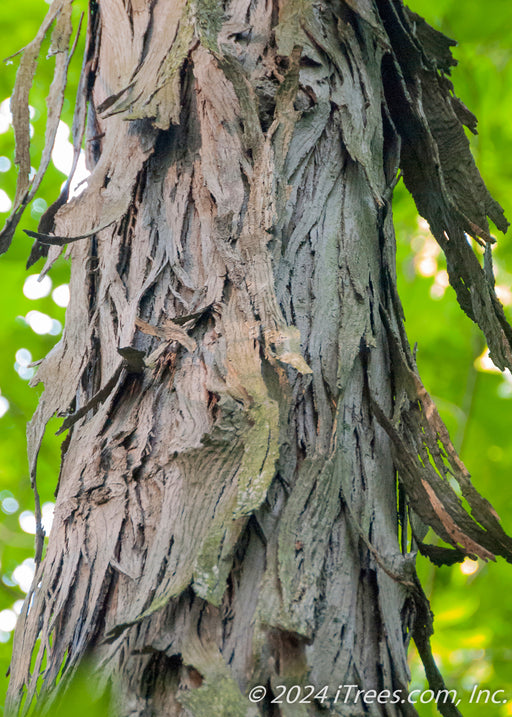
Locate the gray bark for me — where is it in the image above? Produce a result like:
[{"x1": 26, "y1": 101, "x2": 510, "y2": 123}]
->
[{"x1": 3, "y1": 1, "x2": 512, "y2": 716}]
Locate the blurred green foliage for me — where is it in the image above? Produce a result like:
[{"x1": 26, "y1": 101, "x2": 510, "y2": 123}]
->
[
  {"x1": 0, "y1": 1, "x2": 511, "y2": 715},
  {"x1": 0, "y1": 0, "x2": 84, "y2": 712},
  {"x1": 395, "y1": 2, "x2": 512, "y2": 715}
]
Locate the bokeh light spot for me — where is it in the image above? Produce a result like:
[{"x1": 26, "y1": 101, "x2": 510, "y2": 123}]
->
[
  {"x1": 0, "y1": 610, "x2": 16, "y2": 633},
  {"x1": 12, "y1": 559, "x2": 35, "y2": 593},
  {"x1": 460, "y1": 558, "x2": 479, "y2": 576},
  {"x1": 52, "y1": 284, "x2": 70, "y2": 308},
  {"x1": 0, "y1": 97, "x2": 12, "y2": 134},
  {"x1": 23, "y1": 274, "x2": 52, "y2": 300},
  {"x1": 0, "y1": 396, "x2": 9, "y2": 418},
  {"x1": 0, "y1": 189, "x2": 12, "y2": 213},
  {"x1": 25, "y1": 310, "x2": 53, "y2": 335},
  {"x1": 1, "y1": 497, "x2": 19, "y2": 515},
  {"x1": 19, "y1": 511, "x2": 36, "y2": 535}
]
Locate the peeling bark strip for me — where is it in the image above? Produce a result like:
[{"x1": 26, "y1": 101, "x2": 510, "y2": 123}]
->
[{"x1": 4, "y1": 1, "x2": 512, "y2": 716}]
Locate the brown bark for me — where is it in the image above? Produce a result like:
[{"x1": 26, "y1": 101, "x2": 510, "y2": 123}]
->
[{"x1": 3, "y1": 1, "x2": 512, "y2": 716}]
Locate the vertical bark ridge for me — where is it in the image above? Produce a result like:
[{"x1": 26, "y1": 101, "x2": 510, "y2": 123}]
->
[{"x1": 5, "y1": 1, "x2": 512, "y2": 715}]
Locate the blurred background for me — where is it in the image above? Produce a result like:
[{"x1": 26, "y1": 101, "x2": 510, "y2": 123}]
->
[{"x1": 0, "y1": 1, "x2": 511, "y2": 715}]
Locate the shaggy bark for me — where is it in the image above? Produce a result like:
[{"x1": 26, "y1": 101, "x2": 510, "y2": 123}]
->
[{"x1": 3, "y1": 1, "x2": 512, "y2": 715}]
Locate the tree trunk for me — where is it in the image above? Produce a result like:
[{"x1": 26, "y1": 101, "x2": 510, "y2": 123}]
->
[{"x1": 4, "y1": 1, "x2": 512, "y2": 715}]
